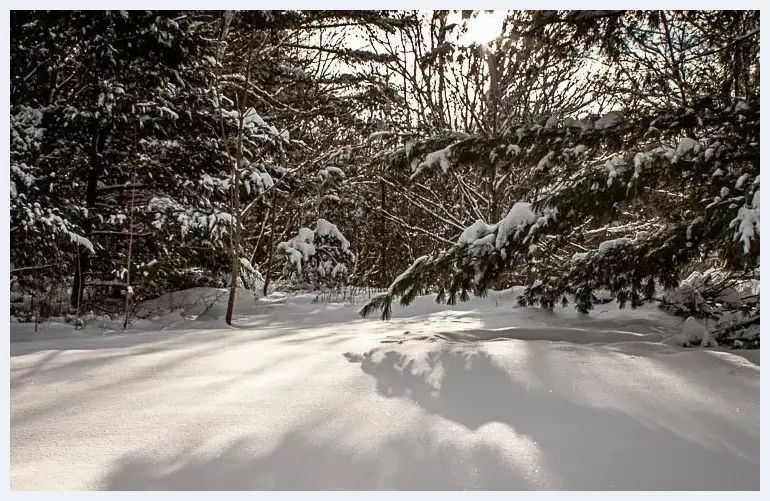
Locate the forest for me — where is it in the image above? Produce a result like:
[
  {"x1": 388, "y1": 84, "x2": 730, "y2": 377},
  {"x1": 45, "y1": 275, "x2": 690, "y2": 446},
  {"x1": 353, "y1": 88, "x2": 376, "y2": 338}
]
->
[
  {"x1": 9, "y1": 10, "x2": 761, "y2": 491},
  {"x1": 10, "y1": 10, "x2": 759, "y2": 339}
]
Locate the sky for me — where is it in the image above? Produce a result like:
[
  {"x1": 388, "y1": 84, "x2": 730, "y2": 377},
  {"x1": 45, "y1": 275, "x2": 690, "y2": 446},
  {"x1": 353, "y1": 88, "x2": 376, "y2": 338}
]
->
[{"x1": 456, "y1": 10, "x2": 508, "y2": 46}]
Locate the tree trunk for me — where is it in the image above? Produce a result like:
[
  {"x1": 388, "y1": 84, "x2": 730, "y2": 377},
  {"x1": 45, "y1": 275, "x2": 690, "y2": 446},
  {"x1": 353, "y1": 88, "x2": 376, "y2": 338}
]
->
[
  {"x1": 123, "y1": 163, "x2": 138, "y2": 330},
  {"x1": 379, "y1": 178, "x2": 388, "y2": 287},
  {"x1": 225, "y1": 196, "x2": 241, "y2": 325},
  {"x1": 262, "y1": 195, "x2": 278, "y2": 297},
  {"x1": 70, "y1": 127, "x2": 107, "y2": 307},
  {"x1": 225, "y1": 118, "x2": 244, "y2": 326},
  {"x1": 225, "y1": 17, "x2": 254, "y2": 326}
]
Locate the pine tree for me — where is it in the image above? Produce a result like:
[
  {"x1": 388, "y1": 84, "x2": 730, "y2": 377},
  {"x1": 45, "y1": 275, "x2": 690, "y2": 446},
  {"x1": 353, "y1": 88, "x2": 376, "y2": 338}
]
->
[{"x1": 360, "y1": 11, "x2": 759, "y2": 345}]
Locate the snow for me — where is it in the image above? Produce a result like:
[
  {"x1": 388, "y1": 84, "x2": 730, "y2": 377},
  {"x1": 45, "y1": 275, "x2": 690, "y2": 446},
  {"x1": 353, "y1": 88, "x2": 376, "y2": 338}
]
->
[
  {"x1": 564, "y1": 117, "x2": 591, "y2": 131},
  {"x1": 320, "y1": 166, "x2": 345, "y2": 180},
  {"x1": 495, "y1": 202, "x2": 538, "y2": 249},
  {"x1": 68, "y1": 232, "x2": 95, "y2": 254},
  {"x1": 571, "y1": 252, "x2": 589, "y2": 262},
  {"x1": 411, "y1": 145, "x2": 453, "y2": 179},
  {"x1": 536, "y1": 151, "x2": 554, "y2": 171},
  {"x1": 10, "y1": 288, "x2": 758, "y2": 490},
  {"x1": 367, "y1": 131, "x2": 393, "y2": 142},
  {"x1": 675, "y1": 137, "x2": 702, "y2": 157},
  {"x1": 597, "y1": 237, "x2": 630, "y2": 253},
  {"x1": 157, "y1": 106, "x2": 179, "y2": 120},
  {"x1": 459, "y1": 219, "x2": 494, "y2": 245},
  {"x1": 387, "y1": 255, "x2": 429, "y2": 295},
  {"x1": 594, "y1": 111, "x2": 624, "y2": 130},
  {"x1": 669, "y1": 316, "x2": 714, "y2": 347},
  {"x1": 278, "y1": 227, "x2": 316, "y2": 273},
  {"x1": 729, "y1": 192, "x2": 760, "y2": 253},
  {"x1": 604, "y1": 155, "x2": 626, "y2": 187},
  {"x1": 315, "y1": 218, "x2": 350, "y2": 252}
]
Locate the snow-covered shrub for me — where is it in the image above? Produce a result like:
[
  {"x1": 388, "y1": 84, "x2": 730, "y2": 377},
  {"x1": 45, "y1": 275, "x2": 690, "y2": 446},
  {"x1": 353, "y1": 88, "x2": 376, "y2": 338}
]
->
[
  {"x1": 277, "y1": 218, "x2": 356, "y2": 289},
  {"x1": 668, "y1": 316, "x2": 718, "y2": 348},
  {"x1": 660, "y1": 269, "x2": 759, "y2": 345}
]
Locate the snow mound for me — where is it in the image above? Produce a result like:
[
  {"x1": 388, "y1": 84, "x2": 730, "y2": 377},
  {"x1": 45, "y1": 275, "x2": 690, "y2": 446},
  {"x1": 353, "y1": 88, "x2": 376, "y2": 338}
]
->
[
  {"x1": 135, "y1": 287, "x2": 261, "y2": 321},
  {"x1": 425, "y1": 326, "x2": 666, "y2": 345},
  {"x1": 667, "y1": 316, "x2": 717, "y2": 347}
]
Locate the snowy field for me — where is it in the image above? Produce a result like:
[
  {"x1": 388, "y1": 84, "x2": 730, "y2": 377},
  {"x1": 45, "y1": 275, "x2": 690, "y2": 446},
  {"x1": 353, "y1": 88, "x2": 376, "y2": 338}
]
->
[{"x1": 10, "y1": 288, "x2": 760, "y2": 490}]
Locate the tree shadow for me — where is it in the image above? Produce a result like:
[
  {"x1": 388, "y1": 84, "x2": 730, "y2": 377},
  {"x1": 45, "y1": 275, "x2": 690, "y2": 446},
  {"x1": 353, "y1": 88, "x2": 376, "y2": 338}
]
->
[
  {"x1": 345, "y1": 345, "x2": 759, "y2": 490},
  {"x1": 101, "y1": 428, "x2": 535, "y2": 490}
]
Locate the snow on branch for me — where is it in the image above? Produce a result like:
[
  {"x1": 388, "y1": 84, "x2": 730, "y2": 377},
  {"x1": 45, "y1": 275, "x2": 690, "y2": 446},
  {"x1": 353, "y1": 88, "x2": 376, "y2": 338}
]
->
[
  {"x1": 277, "y1": 219, "x2": 355, "y2": 287},
  {"x1": 361, "y1": 99, "x2": 759, "y2": 320}
]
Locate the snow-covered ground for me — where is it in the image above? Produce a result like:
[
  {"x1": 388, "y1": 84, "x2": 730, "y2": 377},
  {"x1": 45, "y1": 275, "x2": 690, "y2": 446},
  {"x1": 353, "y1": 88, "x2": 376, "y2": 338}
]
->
[{"x1": 10, "y1": 288, "x2": 759, "y2": 490}]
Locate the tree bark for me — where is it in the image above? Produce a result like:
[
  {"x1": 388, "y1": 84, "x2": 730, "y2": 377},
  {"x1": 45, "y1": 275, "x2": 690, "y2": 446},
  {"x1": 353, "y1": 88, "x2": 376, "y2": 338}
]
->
[
  {"x1": 70, "y1": 126, "x2": 107, "y2": 307},
  {"x1": 379, "y1": 178, "x2": 388, "y2": 287},
  {"x1": 225, "y1": 17, "x2": 255, "y2": 326}
]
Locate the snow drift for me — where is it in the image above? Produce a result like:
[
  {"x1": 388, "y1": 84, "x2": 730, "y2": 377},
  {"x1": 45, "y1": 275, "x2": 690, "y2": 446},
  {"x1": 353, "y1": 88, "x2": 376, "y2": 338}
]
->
[{"x1": 10, "y1": 289, "x2": 759, "y2": 490}]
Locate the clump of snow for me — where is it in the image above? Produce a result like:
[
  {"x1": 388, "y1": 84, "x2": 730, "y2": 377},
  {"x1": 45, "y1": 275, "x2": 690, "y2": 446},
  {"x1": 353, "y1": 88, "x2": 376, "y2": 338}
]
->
[
  {"x1": 536, "y1": 151, "x2": 554, "y2": 171},
  {"x1": 729, "y1": 192, "x2": 759, "y2": 253},
  {"x1": 571, "y1": 252, "x2": 589, "y2": 262},
  {"x1": 367, "y1": 131, "x2": 393, "y2": 142},
  {"x1": 604, "y1": 155, "x2": 626, "y2": 187},
  {"x1": 669, "y1": 316, "x2": 712, "y2": 347},
  {"x1": 320, "y1": 166, "x2": 345, "y2": 181},
  {"x1": 278, "y1": 219, "x2": 355, "y2": 286},
  {"x1": 459, "y1": 219, "x2": 494, "y2": 245},
  {"x1": 564, "y1": 117, "x2": 591, "y2": 131},
  {"x1": 597, "y1": 237, "x2": 630, "y2": 253},
  {"x1": 594, "y1": 111, "x2": 624, "y2": 130},
  {"x1": 315, "y1": 218, "x2": 350, "y2": 252},
  {"x1": 278, "y1": 227, "x2": 316, "y2": 274},
  {"x1": 387, "y1": 255, "x2": 429, "y2": 295},
  {"x1": 247, "y1": 171, "x2": 274, "y2": 195},
  {"x1": 69, "y1": 232, "x2": 95, "y2": 254},
  {"x1": 675, "y1": 137, "x2": 702, "y2": 157},
  {"x1": 735, "y1": 100, "x2": 750, "y2": 112},
  {"x1": 411, "y1": 145, "x2": 453, "y2": 180},
  {"x1": 495, "y1": 202, "x2": 538, "y2": 249},
  {"x1": 735, "y1": 173, "x2": 750, "y2": 190},
  {"x1": 633, "y1": 152, "x2": 652, "y2": 179}
]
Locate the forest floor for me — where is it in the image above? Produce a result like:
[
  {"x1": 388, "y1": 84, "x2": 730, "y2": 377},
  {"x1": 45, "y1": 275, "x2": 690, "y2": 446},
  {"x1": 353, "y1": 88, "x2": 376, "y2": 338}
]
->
[{"x1": 10, "y1": 287, "x2": 760, "y2": 490}]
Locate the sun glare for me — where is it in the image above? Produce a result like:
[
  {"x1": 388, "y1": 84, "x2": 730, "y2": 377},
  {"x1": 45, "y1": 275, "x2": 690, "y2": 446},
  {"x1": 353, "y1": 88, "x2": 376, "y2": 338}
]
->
[{"x1": 461, "y1": 10, "x2": 508, "y2": 46}]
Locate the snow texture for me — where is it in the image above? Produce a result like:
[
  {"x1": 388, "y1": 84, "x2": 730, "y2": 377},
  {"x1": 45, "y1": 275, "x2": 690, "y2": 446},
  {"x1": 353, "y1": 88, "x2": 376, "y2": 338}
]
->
[
  {"x1": 675, "y1": 137, "x2": 702, "y2": 157},
  {"x1": 669, "y1": 316, "x2": 714, "y2": 347},
  {"x1": 604, "y1": 155, "x2": 626, "y2": 187},
  {"x1": 536, "y1": 151, "x2": 554, "y2": 171},
  {"x1": 594, "y1": 111, "x2": 624, "y2": 130},
  {"x1": 729, "y1": 191, "x2": 760, "y2": 253},
  {"x1": 459, "y1": 220, "x2": 494, "y2": 245},
  {"x1": 597, "y1": 237, "x2": 629, "y2": 253},
  {"x1": 315, "y1": 218, "x2": 350, "y2": 252},
  {"x1": 411, "y1": 145, "x2": 453, "y2": 180},
  {"x1": 496, "y1": 203, "x2": 538, "y2": 247},
  {"x1": 10, "y1": 288, "x2": 759, "y2": 490}
]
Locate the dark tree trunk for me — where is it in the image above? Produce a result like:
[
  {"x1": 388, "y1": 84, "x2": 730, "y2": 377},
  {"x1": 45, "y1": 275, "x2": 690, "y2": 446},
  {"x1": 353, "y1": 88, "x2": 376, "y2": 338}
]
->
[
  {"x1": 379, "y1": 178, "x2": 388, "y2": 287},
  {"x1": 70, "y1": 127, "x2": 107, "y2": 308}
]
